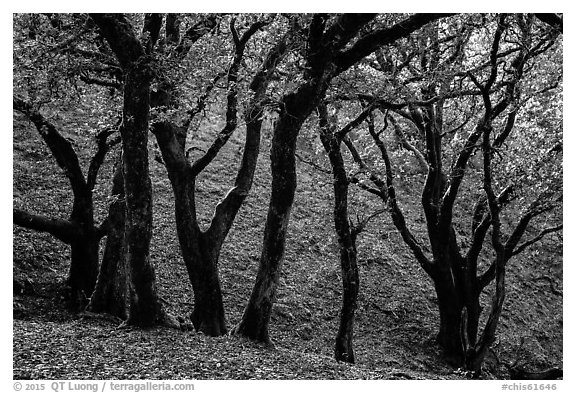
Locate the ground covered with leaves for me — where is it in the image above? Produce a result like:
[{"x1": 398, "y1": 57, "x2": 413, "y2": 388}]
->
[{"x1": 13, "y1": 114, "x2": 562, "y2": 380}]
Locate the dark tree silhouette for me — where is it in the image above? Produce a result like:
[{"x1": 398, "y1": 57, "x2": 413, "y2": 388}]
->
[
  {"x1": 234, "y1": 13, "x2": 451, "y2": 344},
  {"x1": 89, "y1": 13, "x2": 173, "y2": 327},
  {"x1": 86, "y1": 152, "x2": 128, "y2": 319},
  {"x1": 13, "y1": 97, "x2": 116, "y2": 310},
  {"x1": 340, "y1": 14, "x2": 562, "y2": 371},
  {"x1": 317, "y1": 101, "x2": 377, "y2": 363},
  {"x1": 151, "y1": 15, "x2": 290, "y2": 336}
]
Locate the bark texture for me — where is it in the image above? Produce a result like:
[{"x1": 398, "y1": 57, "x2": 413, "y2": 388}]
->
[
  {"x1": 91, "y1": 13, "x2": 166, "y2": 327},
  {"x1": 318, "y1": 103, "x2": 360, "y2": 363},
  {"x1": 152, "y1": 17, "x2": 271, "y2": 335},
  {"x1": 344, "y1": 15, "x2": 561, "y2": 372},
  {"x1": 13, "y1": 97, "x2": 115, "y2": 310},
  {"x1": 87, "y1": 156, "x2": 128, "y2": 319},
  {"x1": 235, "y1": 13, "x2": 450, "y2": 344},
  {"x1": 233, "y1": 83, "x2": 326, "y2": 342}
]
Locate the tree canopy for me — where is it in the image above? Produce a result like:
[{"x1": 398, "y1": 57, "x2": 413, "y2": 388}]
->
[{"x1": 13, "y1": 13, "x2": 563, "y2": 380}]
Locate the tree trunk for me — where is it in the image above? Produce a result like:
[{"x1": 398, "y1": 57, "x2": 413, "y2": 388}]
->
[
  {"x1": 153, "y1": 108, "x2": 264, "y2": 336},
  {"x1": 433, "y1": 272, "x2": 466, "y2": 365},
  {"x1": 335, "y1": 250, "x2": 359, "y2": 363},
  {"x1": 332, "y1": 185, "x2": 359, "y2": 364},
  {"x1": 187, "y1": 238, "x2": 227, "y2": 336},
  {"x1": 87, "y1": 160, "x2": 128, "y2": 320},
  {"x1": 233, "y1": 87, "x2": 320, "y2": 343},
  {"x1": 149, "y1": 18, "x2": 268, "y2": 335},
  {"x1": 175, "y1": 176, "x2": 227, "y2": 336},
  {"x1": 231, "y1": 141, "x2": 296, "y2": 342},
  {"x1": 432, "y1": 269, "x2": 483, "y2": 368},
  {"x1": 67, "y1": 236, "x2": 99, "y2": 309},
  {"x1": 233, "y1": 13, "x2": 444, "y2": 344},
  {"x1": 121, "y1": 58, "x2": 163, "y2": 327},
  {"x1": 464, "y1": 289, "x2": 482, "y2": 348},
  {"x1": 432, "y1": 270, "x2": 485, "y2": 371},
  {"x1": 152, "y1": 119, "x2": 229, "y2": 335},
  {"x1": 427, "y1": 225, "x2": 484, "y2": 366},
  {"x1": 66, "y1": 189, "x2": 99, "y2": 310},
  {"x1": 319, "y1": 107, "x2": 359, "y2": 363}
]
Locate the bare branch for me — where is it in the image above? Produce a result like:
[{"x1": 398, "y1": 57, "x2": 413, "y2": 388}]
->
[
  {"x1": 249, "y1": 19, "x2": 295, "y2": 94},
  {"x1": 295, "y1": 152, "x2": 331, "y2": 175},
  {"x1": 493, "y1": 110, "x2": 518, "y2": 149},
  {"x1": 504, "y1": 199, "x2": 556, "y2": 258},
  {"x1": 470, "y1": 94, "x2": 508, "y2": 372},
  {"x1": 237, "y1": 18, "x2": 270, "y2": 49},
  {"x1": 87, "y1": 128, "x2": 121, "y2": 190},
  {"x1": 14, "y1": 208, "x2": 78, "y2": 244},
  {"x1": 175, "y1": 15, "x2": 219, "y2": 59},
  {"x1": 437, "y1": 121, "x2": 483, "y2": 232},
  {"x1": 365, "y1": 111, "x2": 434, "y2": 275},
  {"x1": 184, "y1": 71, "x2": 227, "y2": 128},
  {"x1": 479, "y1": 222, "x2": 562, "y2": 292},
  {"x1": 335, "y1": 14, "x2": 454, "y2": 73},
  {"x1": 512, "y1": 224, "x2": 562, "y2": 256},
  {"x1": 13, "y1": 96, "x2": 88, "y2": 198},
  {"x1": 486, "y1": 15, "x2": 507, "y2": 92},
  {"x1": 230, "y1": 17, "x2": 241, "y2": 48},
  {"x1": 342, "y1": 136, "x2": 387, "y2": 192},
  {"x1": 79, "y1": 74, "x2": 122, "y2": 90},
  {"x1": 477, "y1": 194, "x2": 557, "y2": 290},
  {"x1": 335, "y1": 102, "x2": 376, "y2": 141},
  {"x1": 337, "y1": 84, "x2": 504, "y2": 112},
  {"x1": 467, "y1": 185, "x2": 514, "y2": 268},
  {"x1": 205, "y1": 19, "x2": 291, "y2": 246},
  {"x1": 190, "y1": 18, "x2": 265, "y2": 177},
  {"x1": 349, "y1": 176, "x2": 385, "y2": 198},
  {"x1": 388, "y1": 115, "x2": 428, "y2": 172},
  {"x1": 350, "y1": 208, "x2": 387, "y2": 238}
]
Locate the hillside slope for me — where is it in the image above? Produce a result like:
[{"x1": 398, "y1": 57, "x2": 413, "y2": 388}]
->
[{"x1": 13, "y1": 114, "x2": 563, "y2": 379}]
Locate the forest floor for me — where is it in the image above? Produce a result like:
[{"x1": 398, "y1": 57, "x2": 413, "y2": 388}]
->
[{"x1": 12, "y1": 113, "x2": 563, "y2": 380}]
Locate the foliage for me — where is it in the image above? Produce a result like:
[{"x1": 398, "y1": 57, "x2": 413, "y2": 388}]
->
[{"x1": 13, "y1": 13, "x2": 562, "y2": 379}]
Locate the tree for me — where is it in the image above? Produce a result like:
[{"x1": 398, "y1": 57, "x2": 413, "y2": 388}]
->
[
  {"x1": 233, "y1": 13, "x2": 451, "y2": 344},
  {"x1": 12, "y1": 15, "x2": 119, "y2": 308},
  {"x1": 86, "y1": 152, "x2": 128, "y2": 319},
  {"x1": 13, "y1": 13, "x2": 129, "y2": 316},
  {"x1": 13, "y1": 97, "x2": 116, "y2": 310},
  {"x1": 89, "y1": 13, "x2": 173, "y2": 327},
  {"x1": 150, "y1": 14, "x2": 292, "y2": 336},
  {"x1": 463, "y1": 16, "x2": 562, "y2": 374},
  {"x1": 336, "y1": 14, "x2": 562, "y2": 371},
  {"x1": 317, "y1": 101, "x2": 379, "y2": 363}
]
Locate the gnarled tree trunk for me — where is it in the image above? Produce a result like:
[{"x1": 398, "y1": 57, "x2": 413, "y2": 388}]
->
[
  {"x1": 152, "y1": 18, "x2": 283, "y2": 336},
  {"x1": 90, "y1": 13, "x2": 167, "y2": 327},
  {"x1": 152, "y1": 132, "x2": 228, "y2": 335},
  {"x1": 87, "y1": 157, "x2": 128, "y2": 319},
  {"x1": 12, "y1": 97, "x2": 115, "y2": 311},
  {"x1": 122, "y1": 61, "x2": 162, "y2": 327},
  {"x1": 234, "y1": 13, "x2": 447, "y2": 344},
  {"x1": 319, "y1": 103, "x2": 360, "y2": 363},
  {"x1": 67, "y1": 192, "x2": 100, "y2": 308},
  {"x1": 233, "y1": 85, "x2": 324, "y2": 343}
]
